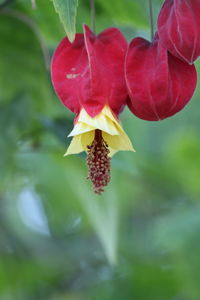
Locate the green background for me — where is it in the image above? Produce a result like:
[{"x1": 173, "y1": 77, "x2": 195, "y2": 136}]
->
[{"x1": 0, "y1": 0, "x2": 200, "y2": 299}]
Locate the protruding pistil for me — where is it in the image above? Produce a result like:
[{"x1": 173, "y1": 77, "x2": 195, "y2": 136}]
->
[{"x1": 87, "y1": 130, "x2": 111, "y2": 194}]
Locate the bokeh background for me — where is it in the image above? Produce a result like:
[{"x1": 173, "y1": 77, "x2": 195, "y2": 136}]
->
[{"x1": 1, "y1": 0, "x2": 200, "y2": 299}]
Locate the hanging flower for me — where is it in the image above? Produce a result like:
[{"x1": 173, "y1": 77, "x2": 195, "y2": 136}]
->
[
  {"x1": 125, "y1": 34, "x2": 197, "y2": 121},
  {"x1": 158, "y1": 0, "x2": 200, "y2": 64},
  {"x1": 51, "y1": 25, "x2": 135, "y2": 194}
]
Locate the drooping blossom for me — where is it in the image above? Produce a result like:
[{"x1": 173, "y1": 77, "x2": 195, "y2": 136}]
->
[
  {"x1": 125, "y1": 34, "x2": 197, "y2": 121},
  {"x1": 158, "y1": 0, "x2": 200, "y2": 64},
  {"x1": 51, "y1": 25, "x2": 135, "y2": 194}
]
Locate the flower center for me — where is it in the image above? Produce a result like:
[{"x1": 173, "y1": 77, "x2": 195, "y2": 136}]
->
[{"x1": 86, "y1": 129, "x2": 111, "y2": 195}]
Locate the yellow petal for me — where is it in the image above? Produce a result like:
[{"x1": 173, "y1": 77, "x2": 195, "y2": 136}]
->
[
  {"x1": 102, "y1": 106, "x2": 119, "y2": 125},
  {"x1": 108, "y1": 148, "x2": 117, "y2": 157},
  {"x1": 64, "y1": 134, "x2": 83, "y2": 156},
  {"x1": 102, "y1": 106, "x2": 124, "y2": 131},
  {"x1": 64, "y1": 105, "x2": 135, "y2": 156},
  {"x1": 81, "y1": 131, "x2": 94, "y2": 152},
  {"x1": 78, "y1": 108, "x2": 119, "y2": 135},
  {"x1": 102, "y1": 129, "x2": 135, "y2": 157},
  {"x1": 64, "y1": 131, "x2": 95, "y2": 156},
  {"x1": 68, "y1": 122, "x2": 95, "y2": 137}
]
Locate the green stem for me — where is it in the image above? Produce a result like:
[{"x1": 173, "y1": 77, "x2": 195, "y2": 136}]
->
[
  {"x1": 90, "y1": 0, "x2": 96, "y2": 33},
  {"x1": 149, "y1": 0, "x2": 154, "y2": 41}
]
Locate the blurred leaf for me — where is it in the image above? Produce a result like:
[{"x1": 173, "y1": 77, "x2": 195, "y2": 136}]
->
[
  {"x1": 154, "y1": 205, "x2": 200, "y2": 251},
  {"x1": 165, "y1": 130, "x2": 200, "y2": 197},
  {"x1": 51, "y1": 0, "x2": 78, "y2": 42},
  {"x1": 69, "y1": 168, "x2": 119, "y2": 266},
  {"x1": 0, "y1": 14, "x2": 51, "y2": 106},
  {"x1": 0, "y1": 94, "x2": 34, "y2": 191},
  {"x1": 95, "y1": 0, "x2": 148, "y2": 28}
]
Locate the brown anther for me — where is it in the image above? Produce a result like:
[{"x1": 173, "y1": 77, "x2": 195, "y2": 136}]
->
[{"x1": 86, "y1": 130, "x2": 111, "y2": 195}]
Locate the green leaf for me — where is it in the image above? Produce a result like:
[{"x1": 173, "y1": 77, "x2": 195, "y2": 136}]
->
[{"x1": 51, "y1": 0, "x2": 78, "y2": 42}]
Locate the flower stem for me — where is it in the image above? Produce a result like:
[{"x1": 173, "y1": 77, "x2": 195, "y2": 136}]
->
[
  {"x1": 90, "y1": 0, "x2": 96, "y2": 34},
  {"x1": 149, "y1": 0, "x2": 154, "y2": 41}
]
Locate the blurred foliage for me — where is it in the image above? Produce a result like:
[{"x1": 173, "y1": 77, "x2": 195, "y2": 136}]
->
[{"x1": 0, "y1": 0, "x2": 200, "y2": 299}]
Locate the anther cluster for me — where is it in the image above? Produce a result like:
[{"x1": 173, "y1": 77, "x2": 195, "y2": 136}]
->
[{"x1": 87, "y1": 130, "x2": 111, "y2": 194}]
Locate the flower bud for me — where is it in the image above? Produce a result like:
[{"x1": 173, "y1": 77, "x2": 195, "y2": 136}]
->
[
  {"x1": 125, "y1": 35, "x2": 197, "y2": 121},
  {"x1": 158, "y1": 0, "x2": 200, "y2": 64}
]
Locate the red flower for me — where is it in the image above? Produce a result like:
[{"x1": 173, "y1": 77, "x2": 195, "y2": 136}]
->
[
  {"x1": 158, "y1": 0, "x2": 200, "y2": 64},
  {"x1": 125, "y1": 35, "x2": 197, "y2": 121},
  {"x1": 51, "y1": 25, "x2": 134, "y2": 194}
]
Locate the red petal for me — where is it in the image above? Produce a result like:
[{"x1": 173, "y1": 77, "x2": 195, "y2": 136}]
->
[
  {"x1": 158, "y1": 0, "x2": 200, "y2": 64},
  {"x1": 125, "y1": 36, "x2": 197, "y2": 121},
  {"x1": 83, "y1": 24, "x2": 128, "y2": 117},
  {"x1": 51, "y1": 34, "x2": 87, "y2": 114}
]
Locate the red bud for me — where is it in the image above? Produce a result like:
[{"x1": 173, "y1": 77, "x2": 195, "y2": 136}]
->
[
  {"x1": 158, "y1": 0, "x2": 200, "y2": 64},
  {"x1": 125, "y1": 36, "x2": 197, "y2": 121}
]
